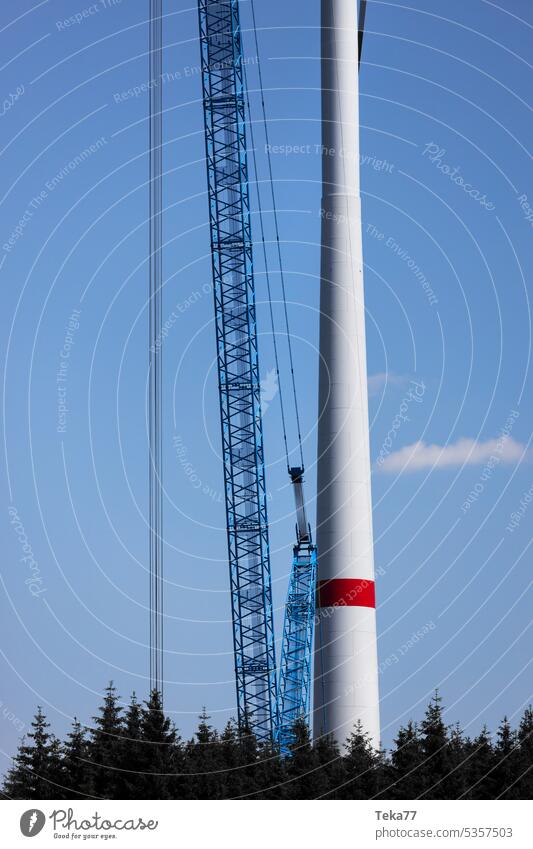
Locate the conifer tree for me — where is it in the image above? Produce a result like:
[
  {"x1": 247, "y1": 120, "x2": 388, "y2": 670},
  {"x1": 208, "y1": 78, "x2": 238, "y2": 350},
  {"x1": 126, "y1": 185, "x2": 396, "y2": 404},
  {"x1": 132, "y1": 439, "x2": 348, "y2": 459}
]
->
[
  {"x1": 389, "y1": 721, "x2": 425, "y2": 799},
  {"x1": 492, "y1": 716, "x2": 519, "y2": 799},
  {"x1": 218, "y1": 720, "x2": 244, "y2": 798},
  {"x1": 114, "y1": 693, "x2": 144, "y2": 799},
  {"x1": 254, "y1": 740, "x2": 287, "y2": 799},
  {"x1": 3, "y1": 708, "x2": 61, "y2": 798},
  {"x1": 189, "y1": 709, "x2": 224, "y2": 799},
  {"x1": 419, "y1": 691, "x2": 452, "y2": 799},
  {"x1": 286, "y1": 718, "x2": 327, "y2": 799},
  {"x1": 138, "y1": 689, "x2": 178, "y2": 799},
  {"x1": 445, "y1": 722, "x2": 468, "y2": 799},
  {"x1": 515, "y1": 706, "x2": 533, "y2": 799},
  {"x1": 464, "y1": 726, "x2": 494, "y2": 799},
  {"x1": 62, "y1": 718, "x2": 89, "y2": 799},
  {"x1": 314, "y1": 732, "x2": 346, "y2": 799},
  {"x1": 342, "y1": 720, "x2": 379, "y2": 799},
  {"x1": 236, "y1": 722, "x2": 260, "y2": 798},
  {"x1": 86, "y1": 682, "x2": 124, "y2": 798}
]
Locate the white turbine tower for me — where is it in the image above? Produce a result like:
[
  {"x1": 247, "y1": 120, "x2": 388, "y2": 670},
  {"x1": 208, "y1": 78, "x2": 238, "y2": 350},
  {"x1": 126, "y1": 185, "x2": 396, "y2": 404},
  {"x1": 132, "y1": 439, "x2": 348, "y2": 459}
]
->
[{"x1": 313, "y1": 0, "x2": 380, "y2": 748}]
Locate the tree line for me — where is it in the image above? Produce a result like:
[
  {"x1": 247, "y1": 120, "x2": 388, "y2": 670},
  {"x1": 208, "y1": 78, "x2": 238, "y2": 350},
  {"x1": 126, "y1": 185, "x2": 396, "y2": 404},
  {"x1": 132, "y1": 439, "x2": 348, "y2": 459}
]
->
[{"x1": 2, "y1": 685, "x2": 531, "y2": 799}]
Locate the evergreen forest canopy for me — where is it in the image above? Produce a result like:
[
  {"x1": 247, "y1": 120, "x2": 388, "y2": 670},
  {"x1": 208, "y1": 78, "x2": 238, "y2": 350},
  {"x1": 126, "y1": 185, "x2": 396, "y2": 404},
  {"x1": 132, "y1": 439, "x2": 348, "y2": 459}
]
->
[{"x1": 2, "y1": 685, "x2": 531, "y2": 800}]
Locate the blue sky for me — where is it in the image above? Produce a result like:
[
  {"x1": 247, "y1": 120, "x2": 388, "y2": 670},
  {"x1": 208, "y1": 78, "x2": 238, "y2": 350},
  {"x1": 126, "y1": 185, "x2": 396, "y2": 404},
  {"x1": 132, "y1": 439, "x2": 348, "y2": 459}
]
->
[{"x1": 1, "y1": 0, "x2": 532, "y2": 767}]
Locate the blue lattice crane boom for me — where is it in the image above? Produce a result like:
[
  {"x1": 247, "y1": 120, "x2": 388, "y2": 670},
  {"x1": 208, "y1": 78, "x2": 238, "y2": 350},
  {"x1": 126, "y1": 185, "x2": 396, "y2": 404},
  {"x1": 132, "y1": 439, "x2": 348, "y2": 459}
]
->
[
  {"x1": 197, "y1": 0, "x2": 278, "y2": 742},
  {"x1": 277, "y1": 468, "x2": 317, "y2": 755},
  {"x1": 197, "y1": 0, "x2": 318, "y2": 750}
]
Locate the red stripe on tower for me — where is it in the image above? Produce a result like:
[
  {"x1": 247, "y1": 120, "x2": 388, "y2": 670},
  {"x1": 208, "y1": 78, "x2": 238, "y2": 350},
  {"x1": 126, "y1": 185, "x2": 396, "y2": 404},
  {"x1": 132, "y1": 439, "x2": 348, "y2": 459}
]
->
[{"x1": 317, "y1": 578, "x2": 376, "y2": 609}]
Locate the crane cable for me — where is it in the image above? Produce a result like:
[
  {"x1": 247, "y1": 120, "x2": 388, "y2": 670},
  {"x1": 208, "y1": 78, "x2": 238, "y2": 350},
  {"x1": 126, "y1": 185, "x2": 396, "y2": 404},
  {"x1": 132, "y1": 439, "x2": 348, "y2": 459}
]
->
[
  {"x1": 245, "y1": 0, "x2": 367, "y2": 471},
  {"x1": 247, "y1": 0, "x2": 305, "y2": 471},
  {"x1": 242, "y1": 73, "x2": 291, "y2": 471},
  {"x1": 148, "y1": 0, "x2": 163, "y2": 697}
]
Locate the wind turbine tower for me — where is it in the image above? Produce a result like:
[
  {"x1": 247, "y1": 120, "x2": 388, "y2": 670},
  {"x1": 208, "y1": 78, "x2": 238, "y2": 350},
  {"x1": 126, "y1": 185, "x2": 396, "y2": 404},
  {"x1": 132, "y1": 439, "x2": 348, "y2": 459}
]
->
[{"x1": 313, "y1": 0, "x2": 380, "y2": 748}]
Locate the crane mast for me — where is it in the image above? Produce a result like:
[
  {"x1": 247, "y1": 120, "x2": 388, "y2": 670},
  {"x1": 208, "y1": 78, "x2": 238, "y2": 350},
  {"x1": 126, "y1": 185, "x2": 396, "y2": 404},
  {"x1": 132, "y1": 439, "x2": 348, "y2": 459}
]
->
[
  {"x1": 198, "y1": 0, "x2": 278, "y2": 742},
  {"x1": 277, "y1": 468, "x2": 317, "y2": 755}
]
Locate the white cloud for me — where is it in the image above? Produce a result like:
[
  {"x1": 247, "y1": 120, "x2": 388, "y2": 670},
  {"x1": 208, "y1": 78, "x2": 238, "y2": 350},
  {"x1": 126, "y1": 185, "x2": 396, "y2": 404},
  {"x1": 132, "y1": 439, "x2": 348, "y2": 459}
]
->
[
  {"x1": 367, "y1": 372, "x2": 410, "y2": 397},
  {"x1": 377, "y1": 436, "x2": 530, "y2": 473}
]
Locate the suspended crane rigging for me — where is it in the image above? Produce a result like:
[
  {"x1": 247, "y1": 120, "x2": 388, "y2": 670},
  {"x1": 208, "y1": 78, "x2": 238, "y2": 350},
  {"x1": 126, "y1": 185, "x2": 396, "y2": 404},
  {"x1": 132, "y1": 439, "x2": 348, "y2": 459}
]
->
[{"x1": 148, "y1": 0, "x2": 164, "y2": 697}]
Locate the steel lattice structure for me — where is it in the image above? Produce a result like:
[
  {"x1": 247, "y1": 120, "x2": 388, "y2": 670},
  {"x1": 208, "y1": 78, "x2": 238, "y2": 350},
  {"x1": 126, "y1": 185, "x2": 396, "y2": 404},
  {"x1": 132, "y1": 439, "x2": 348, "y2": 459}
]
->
[
  {"x1": 198, "y1": 0, "x2": 278, "y2": 742},
  {"x1": 277, "y1": 538, "x2": 317, "y2": 755}
]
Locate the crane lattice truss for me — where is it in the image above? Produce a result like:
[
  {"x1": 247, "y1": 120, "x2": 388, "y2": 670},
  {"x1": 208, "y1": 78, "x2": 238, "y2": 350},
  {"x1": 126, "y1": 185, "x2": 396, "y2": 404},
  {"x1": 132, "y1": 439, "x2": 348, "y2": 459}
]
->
[
  {"x1": 198, "y1": 0, "x2": 278, "y2": 742},
  {"x1": 277, "y1": 508, "x2": 317, "y2": 755}
]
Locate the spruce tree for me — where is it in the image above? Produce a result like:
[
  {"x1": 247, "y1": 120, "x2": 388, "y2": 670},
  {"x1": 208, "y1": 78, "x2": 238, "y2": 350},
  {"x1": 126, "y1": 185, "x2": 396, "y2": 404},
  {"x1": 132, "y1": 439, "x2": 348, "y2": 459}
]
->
[
  {"x1": 285, "y1": 718, "x2": 327, "y2": 799},
  {"x1": 62, "y1": 718, "x2": 89, "y2": 799},
  {"x1": 189, "y1": 709, "x2": 225, "y2": 799},
  {"x1": 446, "y1": 722, "x2": 468, "y2": 799},
  {"x1": 236, "y1": 722, "x2": 260, "y2": 798},
  {"x1": 515, "y1": 706, "x2": 533, "y2": 799},
  {"x1": 254, "y1": 740, "x2": 287, "y2": 799},
  {"x1": 3, "y1": 707, "x2": 61, "y2": 798},
  {"x1": 464, "y1": 726, "x2": 494, "y2": 799},
  {"x1": 419, "y1": 691, "x2": 452, "y2": 799},
  {"x1": 86, "y1": 682, "x2": 124, "y2": 798},
  {"x1": 314, "y1": 733, "x2": 346, "y2": 799},
  {"x1": 389, "y1": 721, "x2": 425, "y2": 799},
  {"x1": 218, "y1": 720, "x2": 244, "y2": 798},
  {"x1": 492, "y1": 716, "x2": 519, "y2": 799},
  {"x1": 138, "y1": 690, "x2": 178, "y2": 799},
  {"x1": 114, "y1": 693, "x2": 144, "y2": 798},
  {"x1": 342, "y1": 720, "x2": 379, "y2": 799}
]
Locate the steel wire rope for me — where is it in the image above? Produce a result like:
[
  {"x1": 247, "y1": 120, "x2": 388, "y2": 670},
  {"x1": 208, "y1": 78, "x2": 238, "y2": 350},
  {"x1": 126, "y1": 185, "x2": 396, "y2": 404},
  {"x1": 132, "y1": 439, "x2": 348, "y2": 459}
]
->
[{"x1": 248, "y1": 0, "x2": 306, "y2": 470}]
